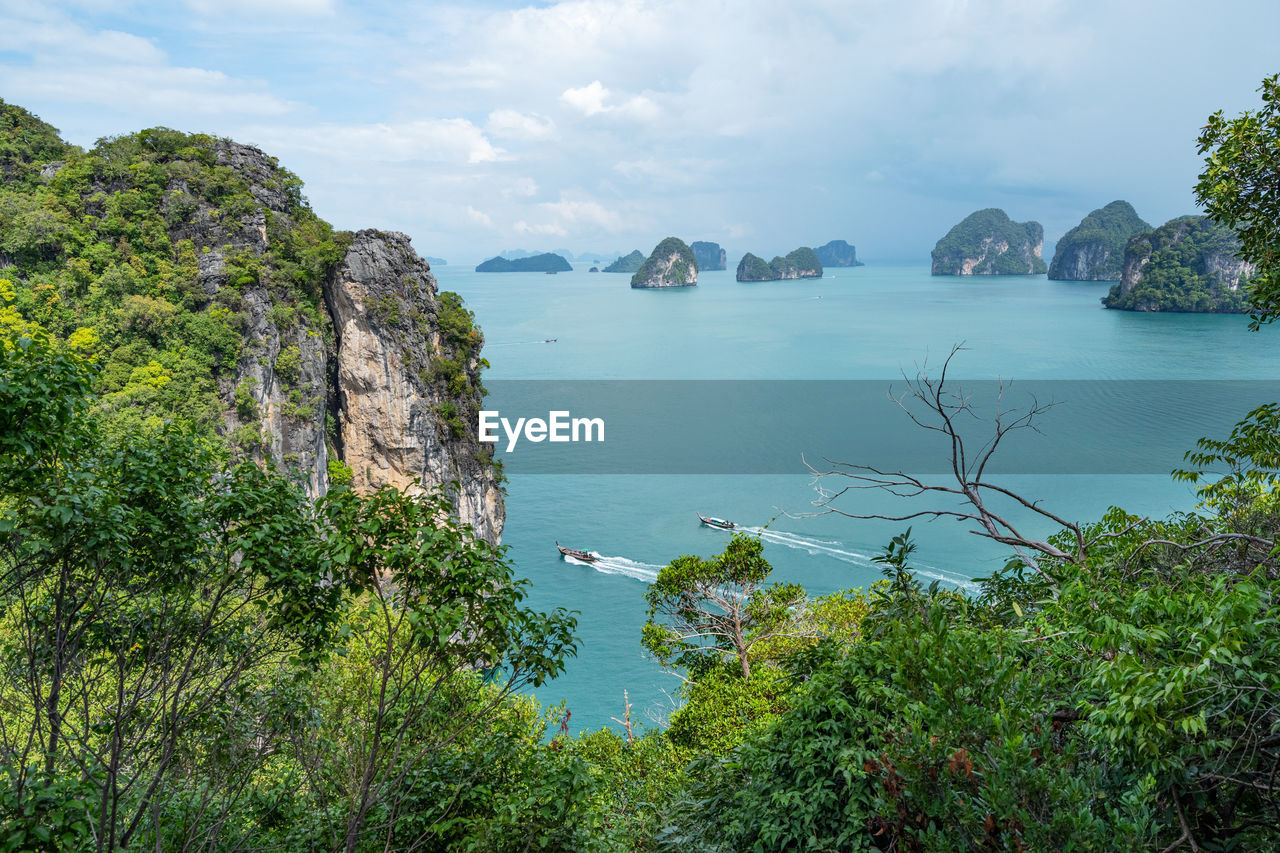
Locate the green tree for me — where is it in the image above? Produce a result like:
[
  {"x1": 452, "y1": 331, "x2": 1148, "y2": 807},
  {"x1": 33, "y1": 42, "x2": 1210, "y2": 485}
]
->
[
  {"x1": 642, "y1": 534, "x2": 804, "y2": 679},
  {"x1": 0, "y1": 320, "x2": 579, "y2": 852},
  {"x1": 1196, "y1": 73, "x2": 1280, "y2": 327}
]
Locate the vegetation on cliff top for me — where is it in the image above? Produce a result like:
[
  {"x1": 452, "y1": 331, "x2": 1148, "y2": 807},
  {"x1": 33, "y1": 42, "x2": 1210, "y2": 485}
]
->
[
  {"x1": 603, "y1": 249, "x2": 645, "y2": 273},
  {"x1": 735, "y1": 247, "x2": 822, "y2": 281},
  {"x1": 735, "y1": 252, "x2": 774, "y2": 281},
  {"x1": 931, "y1": 207, "x2": 1047, "y2": 275},
  {"x1": 1048, "y1": 200, "x2": 1150, "y2": 280},
  {"x1": 631, "y1": 237, "x2": 697, "y2": 287},
  {"x1": 1103, "y1": 216, "x2": 1250, "y2": 313},
  {"x1": 474, "y1": 252, "x2": 572, "y2": 273},
  {"x1": 0, "y1": 103, "x2": 485, "y2": 461}
]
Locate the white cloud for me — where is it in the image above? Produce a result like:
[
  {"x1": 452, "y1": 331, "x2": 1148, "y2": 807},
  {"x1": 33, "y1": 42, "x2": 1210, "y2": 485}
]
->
[
  {"x1": 561, "y1": 80, "x2": 610, "y2": 116},
  {"x1": 541, "y1": 196, "x2": 621, "y2": 231},
  {"x1": 503, "y1": 177, "x2": 539, "y2": 198},
  {"x1": 486, "y1": 109, "x2": 556, "y2": 141},
  {"x1": 185, "y1": 0, "x2": 336, "y2": 16},
  {"x1": 467, "y1": 206, "x2": 494, "y2": 228},
  {"x1": 0, "y1": 4, "x2": 302, "y2": 127},
  {"x1": 8, "y1": 66, "x2": 296, "y2": 118},
  {"x1": 513, "y1": 220, "x2": 568, "y2": 237},
  {"x1": 248, "y1": 118, "x2": 503, "y2": 165},
  {"x1": 560, "y1": 80, "x2": 660, "y2": 122}
]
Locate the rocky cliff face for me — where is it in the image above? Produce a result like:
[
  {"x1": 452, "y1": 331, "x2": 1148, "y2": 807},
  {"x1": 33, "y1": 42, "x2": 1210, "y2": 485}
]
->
[
  {"x1": 931, "y1": 209, "x2": 1047, "y2": 275},
  {"x1": 814, "y1": 240, "x2": 864, "y2": 267},
  {"x1": 1048, "y1": 201, "x2": 1149, "y2": 281},
  {"x1": 326, "y1": 231, "x2": 503, "y2": 541},
  {"x1": 691, "y1": 241, "x2": 726, "y2": 271},
  {"x1": 1103, "y1": 216, "x2": 1254, "y2": 313},
  {"x1": 631, "y1": 238, "x2": 698, "y2": 288},
  {"x1": 735, "y1": 248, "x2": 822, "y2": 281},
  {"x1": 0, "y1": 108, "x2": 504, "y2": 542}
]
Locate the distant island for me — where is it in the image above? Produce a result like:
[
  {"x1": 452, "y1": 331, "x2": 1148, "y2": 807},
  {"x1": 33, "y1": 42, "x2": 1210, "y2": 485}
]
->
[
  {"x1": 1049, "y1": 201, "x2": 1149, "y2": 281},
  {"x1": 474, "y1": 253, "x2": 572, "y2": 273},
  {"x1": 1102, "y1": 216, "x2": 1253, "y2": 313},
  {"x1": 814, "y1": 240, "x2": 864, "y2": 267},
  {"x1": 931, "y1": 208, "x2": 1047, "y2": 275},
  {"x1": 425, "y1": 256, "x2": 447, "y2": 266},
  {"x1": 603, "y1": 250, "x2": 645, "y2": 273},
  {"x1": 691, "y1": 241, "x2": 726, "y2": 271},
  {"x1": 736, "y1": 247, "x2": 823, "y2": 282},
  {"x1": 632, "y1": 238, "x2": 698, "y2": 288}
]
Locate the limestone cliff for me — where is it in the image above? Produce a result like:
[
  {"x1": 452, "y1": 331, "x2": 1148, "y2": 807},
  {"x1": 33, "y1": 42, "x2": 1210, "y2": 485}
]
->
[
  {"x1": 0, "y1": 106, "x2": 503, "y2": 541},
  {"x1": 691, "y1": 241, "x2": 726, "y2": 271},
  {"x1": 1103, "y1": 216, "x2": 1254, "y2": 313},
  {"x1": 735, "y1": 248, "x2": 823, "y2": 281},
  {"x1": 1048, "y1": 201, "x2": 1149, "y2": 281},
  {"x1": 326, "y1": 231, "x2": 503, "y2": 541},
  {"x1": 736, "y1": 253, "x2": 775, "y2": 282},
  {"x1": 814, "y1": 240, "x2": 864, "y2": 267},
  {"x1": 631, "y1": 238, "x2": 698, "y2": 288},
  {"x1": 196, "y1": 148, "x2": 503, "y2": 538},
  {"x1": 931, "y1": 209, "x2": 1047, "y2": 275}
]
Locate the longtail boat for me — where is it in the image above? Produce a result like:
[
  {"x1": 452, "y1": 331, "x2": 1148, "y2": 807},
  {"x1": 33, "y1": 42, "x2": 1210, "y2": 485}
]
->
[
  {"x1": 697, "y1": 512, "x2": 736, "y2": 530},
  {"x1": 556, "y1": 541, "x2": 597, "y2": 563}
]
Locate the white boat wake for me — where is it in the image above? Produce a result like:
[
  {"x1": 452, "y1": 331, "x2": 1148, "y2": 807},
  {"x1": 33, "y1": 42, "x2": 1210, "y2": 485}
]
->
[
  {"x1": 734, "y1": 525, "x2": 980, "y2": 592},
  {"x1": 562, "y1": 553, "x2": 663, "y2": 583},
  {"x1": 560, "y1": 530, "x2": 981, "y2": 593}
]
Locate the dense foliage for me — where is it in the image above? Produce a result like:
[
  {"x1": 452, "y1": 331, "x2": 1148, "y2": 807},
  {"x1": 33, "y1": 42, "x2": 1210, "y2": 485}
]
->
[
  {"x1": 931, "y1": 208, "x2": 1047, "y2": 275},
  {"x1": 734, "y1": 248, "x2": 823, "y2": 281},
  {"x1": 1103, "y1": 216, "x2": 1251, "y2": 313},
  {"x1": 1196, "y1": 73, "x2": 1280, "y2": 328},
  {"x1": 0, "y1": 322, "x2": 581, "y2": 852},
  {"x1": 735, "y1": 252, "x2": 775, "y2": 281},
  {"x1": 771, "y1": 247, "x2": 822, "y2": 279},
  {"x1": 474, "y1": 253, "x2": 573, "y2": 273},
  {"x1": 631, "y1": 238, "x2": 697, "y2": 288},
  {"x1": 1048, "y1": 199, "x2": 1150, "y2": 280},
  {"x1": 0, "y1": 109, "x2": 345, "y2": 445},
  {"x1": 602, "y1": 250, "x2": 645, "y2": 273},
  {"x1": 0, "y1": 99, "x2": 77, "y2": 187}
]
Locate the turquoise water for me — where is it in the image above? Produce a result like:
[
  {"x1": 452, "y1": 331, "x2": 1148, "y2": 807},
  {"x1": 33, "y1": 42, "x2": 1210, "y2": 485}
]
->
[{"x1": 434, "y1": 263, "x2": 1280, "y2": 732}]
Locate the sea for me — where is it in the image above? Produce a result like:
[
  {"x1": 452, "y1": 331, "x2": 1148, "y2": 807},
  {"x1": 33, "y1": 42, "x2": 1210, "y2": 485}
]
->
[{"x1": 433, "y1": 262, "x2": 1280, "y2": 734}]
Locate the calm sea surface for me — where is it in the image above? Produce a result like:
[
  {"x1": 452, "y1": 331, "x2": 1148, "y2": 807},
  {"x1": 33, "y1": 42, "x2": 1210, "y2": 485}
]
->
[{"x1": 433, "y1": 262, "x2": 1280, "y2": 732}]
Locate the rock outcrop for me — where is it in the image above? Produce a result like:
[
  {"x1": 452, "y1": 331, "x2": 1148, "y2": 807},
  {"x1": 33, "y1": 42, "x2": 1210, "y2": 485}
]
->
[
  {"x1": 736, "y1": 253, "x2": 775, "y2": 282},
  {"x1": 931, "y1": 209, "x2": 1047, "y2": 275},
  {"x1": 631, "y1": 238, "x2": 698, "y2": 288},
  {"x1": 0, "y1": 106, "x2": 504, "y2": 541},
  {"x1": 1048, "y1": 201, "x2": 1149, "y2": 281},
  {"x1": 603, "y1": 250, "x2": 645, "y2": 273},
  {"x1": 1102, "y1": 216, "x2": 1253, "y2": 313},
  {"x1": 327, "y1": 231, "x2": 503, "y2": 540},
  {"x1": 814, "y1": 240, "x2": 864, "y2": 267},
  {"x1": 735, "y1": 248, "x2": 823, "y2": 281},
  {"x1": 475, "y1": 253, "x2": 571, "y2": 273},
  {"x1": 691, "y1": 241, "x2": 726, "y2": 271}
]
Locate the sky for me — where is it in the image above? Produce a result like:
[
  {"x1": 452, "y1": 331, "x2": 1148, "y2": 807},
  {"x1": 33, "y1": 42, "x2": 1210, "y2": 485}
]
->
[{"x1": 1, "y1": 0, "x2": 1277, "y2": 264}]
